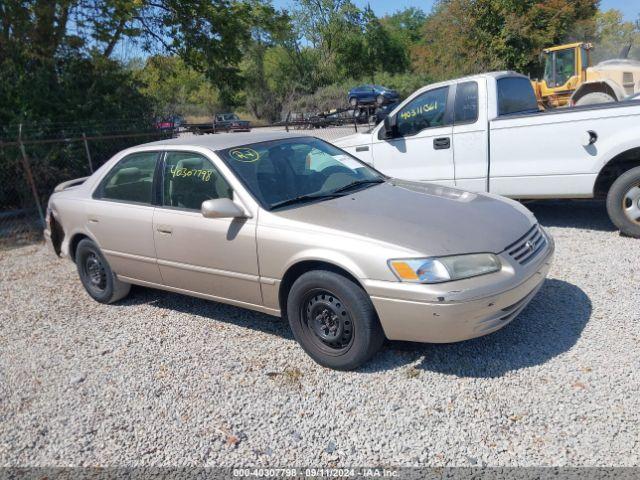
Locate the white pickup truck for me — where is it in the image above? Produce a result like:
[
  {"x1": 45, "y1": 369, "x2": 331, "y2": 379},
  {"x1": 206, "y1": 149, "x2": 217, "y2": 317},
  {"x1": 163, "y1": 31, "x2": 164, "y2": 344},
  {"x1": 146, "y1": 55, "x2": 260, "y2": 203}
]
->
[{"x1": 333, "y1": 71, "x2": 640, "y2": 237}]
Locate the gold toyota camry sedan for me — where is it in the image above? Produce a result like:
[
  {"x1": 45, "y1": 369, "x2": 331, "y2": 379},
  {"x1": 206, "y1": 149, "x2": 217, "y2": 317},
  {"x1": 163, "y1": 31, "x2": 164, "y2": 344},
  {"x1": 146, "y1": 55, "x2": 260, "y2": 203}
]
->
[{"x1": 44, "y1": 132, "x2": 554, "y2": 370}]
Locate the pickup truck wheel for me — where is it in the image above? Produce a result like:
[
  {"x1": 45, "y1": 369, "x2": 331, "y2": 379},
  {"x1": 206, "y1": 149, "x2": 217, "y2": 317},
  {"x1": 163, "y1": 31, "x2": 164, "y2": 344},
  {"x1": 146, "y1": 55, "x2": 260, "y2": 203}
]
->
[
  {"x1": 287, "y1": 270, "x2": 385, "y2": 370},
  {"x1": 606, "y1": 166, "x2": 640, "y2": 238},
  {"x1": 76, "y1": 239, "x2": 131, "y2": 303}
]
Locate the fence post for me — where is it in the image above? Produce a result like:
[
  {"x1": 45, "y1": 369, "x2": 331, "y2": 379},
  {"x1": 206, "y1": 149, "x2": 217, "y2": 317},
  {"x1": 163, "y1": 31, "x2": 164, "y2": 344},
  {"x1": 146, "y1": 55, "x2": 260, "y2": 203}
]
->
[
  {"x1": 285, "y1": 111, "x2": 291, "y2": 132},
  {"x1": 18, "y1": 124, "x2": 45, "y2": 228},
  {"x1": 82, "y1": 132, "x2": 94, "y2": 173}
]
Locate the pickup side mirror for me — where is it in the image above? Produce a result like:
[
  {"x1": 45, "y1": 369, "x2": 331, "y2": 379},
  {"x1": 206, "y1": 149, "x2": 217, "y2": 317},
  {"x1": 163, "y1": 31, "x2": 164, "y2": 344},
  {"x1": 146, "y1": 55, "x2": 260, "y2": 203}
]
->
[
  {"x1": 201, "y1": 198, "x2": 245, "y2": 219},
  {"x1": 380, "y1": 114, "x2": 397, "y2": 140}
]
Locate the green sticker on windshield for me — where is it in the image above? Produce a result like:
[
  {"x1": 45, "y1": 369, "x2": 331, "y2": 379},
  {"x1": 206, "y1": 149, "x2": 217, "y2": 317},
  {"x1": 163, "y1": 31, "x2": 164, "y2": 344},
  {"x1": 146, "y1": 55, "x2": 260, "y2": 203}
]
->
[{"x1": 229, "y1": 147, "x2": 260, "y2": 163}]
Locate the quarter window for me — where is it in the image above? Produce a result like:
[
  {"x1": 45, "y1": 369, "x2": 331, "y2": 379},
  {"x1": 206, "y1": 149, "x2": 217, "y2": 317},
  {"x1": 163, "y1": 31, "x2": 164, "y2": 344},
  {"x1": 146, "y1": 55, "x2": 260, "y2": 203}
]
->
[
  {"x1": 396, "y1": 87, "x2": 449, "y2": 137},
  {"x1": 95, "y1": 152, "x2": 158, "y2": 204},
  {"x1": 497, "y1": 77, "x2": 539, "y2": 116},
  {"x1": 454, "y1": 81, "x2": 479, "y2": 124},
  {"x1": 162, "y1": 152, "x2": 232, "y2": 210}
]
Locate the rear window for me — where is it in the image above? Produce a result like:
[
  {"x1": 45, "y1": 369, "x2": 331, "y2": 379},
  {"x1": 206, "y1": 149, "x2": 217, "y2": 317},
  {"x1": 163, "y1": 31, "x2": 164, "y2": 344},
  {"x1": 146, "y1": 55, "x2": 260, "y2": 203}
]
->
[
  {"x1": 454, "y1": 81, "x2": 479, "y2": 123},
  {"x1": 497, "y1": 77, "x2": 539, "y2": 116}
]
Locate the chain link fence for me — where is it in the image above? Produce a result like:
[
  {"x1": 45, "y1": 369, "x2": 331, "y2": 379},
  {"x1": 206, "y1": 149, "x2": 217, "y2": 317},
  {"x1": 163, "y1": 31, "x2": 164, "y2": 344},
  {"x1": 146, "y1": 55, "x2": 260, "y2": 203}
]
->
[{"x1": 0, "y1": 115, "x2": 377, "y2": 249}]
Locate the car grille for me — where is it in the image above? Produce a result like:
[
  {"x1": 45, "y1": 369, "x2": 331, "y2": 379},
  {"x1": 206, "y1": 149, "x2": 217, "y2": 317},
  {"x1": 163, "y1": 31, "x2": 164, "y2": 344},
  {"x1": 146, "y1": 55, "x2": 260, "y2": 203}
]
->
[{"x1": 504, "y1": 224, "x2": 547, "y2": 266}]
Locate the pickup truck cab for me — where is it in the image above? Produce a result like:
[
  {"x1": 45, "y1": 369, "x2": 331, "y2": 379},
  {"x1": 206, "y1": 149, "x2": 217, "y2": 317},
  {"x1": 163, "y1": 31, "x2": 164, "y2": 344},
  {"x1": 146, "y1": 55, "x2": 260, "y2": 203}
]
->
[{"x1": 333, "y1": 71, "x2": 640, "y2": 237}]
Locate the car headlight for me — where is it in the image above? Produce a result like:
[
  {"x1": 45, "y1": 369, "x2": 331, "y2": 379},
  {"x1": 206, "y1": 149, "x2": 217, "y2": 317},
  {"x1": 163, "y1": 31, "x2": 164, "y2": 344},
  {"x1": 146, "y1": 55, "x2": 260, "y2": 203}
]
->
[{"x1": 389, "y1": 254, "x2": 501, "y2": 284}]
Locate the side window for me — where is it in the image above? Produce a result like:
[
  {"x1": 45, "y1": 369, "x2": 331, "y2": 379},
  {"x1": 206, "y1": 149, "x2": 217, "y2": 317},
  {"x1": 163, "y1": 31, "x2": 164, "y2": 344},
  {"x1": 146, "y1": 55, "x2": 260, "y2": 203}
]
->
[
  {"x1": 162, "y1": 152, "x2": 232, "y2": 210},
  {"x1": 497, "y1": 77, "x2": 539, "y2": 116},
  {"x1": 396, "y1": 87, "x2": 449, "y2": 137},
  {"x1": 95, "y1": 152, "x2": 158, "y2": 204},
  {"x1": 454, "y1": 81, "x2": 479, "y2": 124}
]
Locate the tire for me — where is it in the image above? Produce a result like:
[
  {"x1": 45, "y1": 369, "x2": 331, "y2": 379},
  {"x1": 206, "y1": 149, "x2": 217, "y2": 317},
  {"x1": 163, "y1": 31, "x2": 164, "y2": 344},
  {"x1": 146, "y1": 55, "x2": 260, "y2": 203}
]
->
[
  {"x1": 574, "y1": 92, "x2": 616, "y2": 106},
  {"x1": 286, "y1": 270, "x2": 385, "y2": 370},
  {"x1": 349, "y1": 97, "x2": 358, "y2": 107},
  {"x1": 606, "y1": 166, "x2": 640, "y2": 238},
  {"x1": 76, "y1": 238, "x2": 131, "y2": 303},
  {"x1": 376, "y1": 94, "x2": 385, "y2": 106}
]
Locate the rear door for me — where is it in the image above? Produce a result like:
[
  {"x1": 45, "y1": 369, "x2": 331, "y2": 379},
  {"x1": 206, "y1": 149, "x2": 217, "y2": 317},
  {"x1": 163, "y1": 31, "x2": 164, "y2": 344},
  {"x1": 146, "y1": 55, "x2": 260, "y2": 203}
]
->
[
  {"x1": 88, "y1": 151, "x2": 162, "y2": 283},
  {"x1": 370, "y1": 86, "x2": 455, "y2": 185},
  {"x1": 489, "y1": 76, "x2": 600, "y2": 198}
]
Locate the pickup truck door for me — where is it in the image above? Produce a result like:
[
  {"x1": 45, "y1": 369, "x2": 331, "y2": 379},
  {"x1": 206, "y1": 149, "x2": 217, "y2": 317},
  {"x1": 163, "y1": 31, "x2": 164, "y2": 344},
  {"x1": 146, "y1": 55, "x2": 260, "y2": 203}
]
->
[
  {"x1": 370, "y1": 86, "x2": 455, "y2": 186},
  {"x1": 451, "y1": 80, "x2": 489, "y2": 192}
]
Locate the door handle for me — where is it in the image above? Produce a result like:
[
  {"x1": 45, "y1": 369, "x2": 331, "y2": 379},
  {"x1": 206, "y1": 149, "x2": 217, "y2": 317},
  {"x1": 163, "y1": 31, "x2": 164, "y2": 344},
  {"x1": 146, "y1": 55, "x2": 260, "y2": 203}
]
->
[
  {"x1": 433, "y1": 137, "x2": 451, "y2": 150},
  {"x1": 156, "y1": 225, "x2": 173, "y2": 235},
  {"x1": 88, "y1": 216, "x2": 99, "y2": 224}
]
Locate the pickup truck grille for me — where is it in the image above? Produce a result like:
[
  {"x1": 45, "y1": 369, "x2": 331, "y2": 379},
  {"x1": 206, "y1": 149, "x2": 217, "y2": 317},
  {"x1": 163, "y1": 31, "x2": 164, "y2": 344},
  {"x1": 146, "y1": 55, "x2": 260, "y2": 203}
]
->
[{"x1": 504, "y1": 224, "x2": 547, "y2": 266}]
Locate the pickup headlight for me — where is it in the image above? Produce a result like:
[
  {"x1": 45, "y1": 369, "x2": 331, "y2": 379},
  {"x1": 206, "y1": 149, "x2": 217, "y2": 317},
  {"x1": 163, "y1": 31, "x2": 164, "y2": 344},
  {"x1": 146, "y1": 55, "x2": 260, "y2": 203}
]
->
[{"x1": 389, "y1": 254, "x2": 501, "y2": 284}]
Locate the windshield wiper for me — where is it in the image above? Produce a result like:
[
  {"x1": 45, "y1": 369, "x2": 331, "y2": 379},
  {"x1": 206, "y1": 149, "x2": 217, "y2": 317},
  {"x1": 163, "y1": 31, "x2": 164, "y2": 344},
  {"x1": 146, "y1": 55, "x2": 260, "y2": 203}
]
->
[
  {"x1": 270, "y1": 192, "x2": 344, "y2": 210},
  {"x1": 331, "y1": 178, "x2": 385, "y2": 194}
]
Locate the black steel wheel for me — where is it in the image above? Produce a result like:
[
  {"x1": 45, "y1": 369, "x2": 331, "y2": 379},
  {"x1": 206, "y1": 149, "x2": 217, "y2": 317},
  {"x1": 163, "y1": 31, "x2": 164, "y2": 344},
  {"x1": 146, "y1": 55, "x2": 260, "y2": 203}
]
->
[
  {"x1": 301, "y1": 289, "x2": 354, "y2": 354},
  {"x1": 76, "y1": 238, "x2": 131, "y2": 303},
  {"x1": 287, "y1": 270, "x2": 385, "y2": 370}
]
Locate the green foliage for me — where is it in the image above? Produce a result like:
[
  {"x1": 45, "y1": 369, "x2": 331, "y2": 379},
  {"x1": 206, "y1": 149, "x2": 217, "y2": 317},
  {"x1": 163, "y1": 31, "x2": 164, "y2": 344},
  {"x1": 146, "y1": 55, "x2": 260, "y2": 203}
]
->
[
  {"x1": 411, "y1": 0, "x2": 599, "y2": 80},
  {"x1": 592, "y1": 9, "x2": 640, "y2": 63}
]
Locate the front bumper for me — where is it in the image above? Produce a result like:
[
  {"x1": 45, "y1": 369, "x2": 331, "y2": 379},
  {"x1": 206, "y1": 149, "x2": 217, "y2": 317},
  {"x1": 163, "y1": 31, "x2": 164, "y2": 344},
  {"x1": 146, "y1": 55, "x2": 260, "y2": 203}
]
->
[{"x1": 364, "y1": 236, "x2": 554, "y2": 343}]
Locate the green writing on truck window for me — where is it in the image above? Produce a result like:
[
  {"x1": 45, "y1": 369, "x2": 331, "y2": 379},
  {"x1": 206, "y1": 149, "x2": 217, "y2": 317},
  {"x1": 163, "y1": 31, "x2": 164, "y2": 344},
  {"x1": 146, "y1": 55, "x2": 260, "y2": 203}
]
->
[
  {"x1": 229, "y1": 147, "x2": 260, "y2": 163},
  {"x1": 399, "y1": 101, "x2": 439, "y2": 120},
  {"x1": 170, "y1": 166, "x2": 212, "y2": 181}
]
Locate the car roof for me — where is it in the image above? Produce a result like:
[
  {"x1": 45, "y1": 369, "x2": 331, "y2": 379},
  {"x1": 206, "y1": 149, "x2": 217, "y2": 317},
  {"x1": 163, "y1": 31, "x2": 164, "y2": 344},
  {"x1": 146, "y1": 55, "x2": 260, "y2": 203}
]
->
[{"x1": 141, "y1": 131, "x2": 308, "y2": 151}]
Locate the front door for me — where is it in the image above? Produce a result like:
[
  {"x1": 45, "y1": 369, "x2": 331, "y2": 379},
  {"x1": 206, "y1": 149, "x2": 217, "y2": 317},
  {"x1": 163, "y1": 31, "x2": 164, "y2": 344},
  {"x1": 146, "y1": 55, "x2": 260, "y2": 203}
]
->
[
  {"x1": 88, "y1": 151, "x2": 162, "y2": 283},
  {"x1": 371, "y1": 86, "x2": 455, "y2": 186},
  {"x1": 153, "y1": 151, "x2": 262, "y2": 307}
]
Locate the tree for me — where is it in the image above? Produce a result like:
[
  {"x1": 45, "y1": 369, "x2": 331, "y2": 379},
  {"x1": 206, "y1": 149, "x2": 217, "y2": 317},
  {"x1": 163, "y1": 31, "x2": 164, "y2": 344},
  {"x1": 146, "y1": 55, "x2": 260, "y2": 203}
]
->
[
  {"x1": 411, "y1": 0, "x2": 599, "y2": 81},
  {"x1": 591, "y1": 9, "x2": 640, "y2": 63}
]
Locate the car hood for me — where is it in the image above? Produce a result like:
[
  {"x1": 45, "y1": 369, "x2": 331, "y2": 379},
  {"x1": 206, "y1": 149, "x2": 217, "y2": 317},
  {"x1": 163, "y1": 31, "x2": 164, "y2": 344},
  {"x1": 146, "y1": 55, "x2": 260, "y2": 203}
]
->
[
  {"x1": 332, "y1": 132, "x2": 372, "y2": 149},
  {"x1": 274, "y1": 181, "x2": 536, "y2": 256}
]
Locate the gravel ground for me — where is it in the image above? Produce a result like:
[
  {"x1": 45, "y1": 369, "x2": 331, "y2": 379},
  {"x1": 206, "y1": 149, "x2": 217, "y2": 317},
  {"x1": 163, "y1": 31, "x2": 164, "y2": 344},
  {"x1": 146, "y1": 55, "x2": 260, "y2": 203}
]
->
[{"x1": 0, "y1": 200, "x2": 639, "y2": 467}]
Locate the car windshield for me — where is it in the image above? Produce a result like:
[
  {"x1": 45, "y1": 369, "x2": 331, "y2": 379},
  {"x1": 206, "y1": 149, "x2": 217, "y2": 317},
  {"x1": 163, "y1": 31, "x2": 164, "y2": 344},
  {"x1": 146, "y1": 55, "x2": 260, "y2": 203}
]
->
[
  {"x1": 222, "y1": 113, "x2": 238, "y2": 121},
  {"x1": 218, "y1": 137, "x2": 385, "y2": 210}
]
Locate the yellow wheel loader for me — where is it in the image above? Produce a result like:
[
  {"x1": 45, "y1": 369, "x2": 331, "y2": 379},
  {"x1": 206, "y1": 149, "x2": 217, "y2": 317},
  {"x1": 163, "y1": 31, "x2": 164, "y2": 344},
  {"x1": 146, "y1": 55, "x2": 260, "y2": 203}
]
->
[{"x1": 532, "y1": 42, "x2": 640, "y2": 108}]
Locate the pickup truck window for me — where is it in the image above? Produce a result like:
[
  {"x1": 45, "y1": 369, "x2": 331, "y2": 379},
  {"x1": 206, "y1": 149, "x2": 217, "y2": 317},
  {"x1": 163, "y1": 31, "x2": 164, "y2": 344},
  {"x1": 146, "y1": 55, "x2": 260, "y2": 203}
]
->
[
  {"x1": 162, "y1": 152, "x2": 232, "y2": 210},
  {"x1": 497, "y1": 77, "x2": 539, "y2": 116},
  {"x1": 396, "y1": 86, "x2": 449, "y2": 137},
  {"x1": 94, "y1": 152, "x2": 158, "y2": 204},
  {"x1": 454, "y1": 81, "x2": 478, "y2": 124}
]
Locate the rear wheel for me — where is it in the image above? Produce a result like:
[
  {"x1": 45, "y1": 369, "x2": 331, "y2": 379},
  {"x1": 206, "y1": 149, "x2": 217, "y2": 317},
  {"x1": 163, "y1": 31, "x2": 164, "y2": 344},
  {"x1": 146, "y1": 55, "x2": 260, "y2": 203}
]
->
[
  {"x1": 76, "y1": 238, "x2": 131, "y2": 303},
  {"x1": 606, "y1": 166, "x2": 640, "y2": 238},
  {"x1": 286, "y1": 270, "x2": 385, "y2": 370},
  {"x1": 574, "y1": 91, "x2": 616, "y2": 106}
]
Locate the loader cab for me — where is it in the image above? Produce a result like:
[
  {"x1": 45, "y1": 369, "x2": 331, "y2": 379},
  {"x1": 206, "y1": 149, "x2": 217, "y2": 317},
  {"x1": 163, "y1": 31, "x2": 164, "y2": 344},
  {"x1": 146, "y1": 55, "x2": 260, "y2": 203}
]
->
[{"x1": 538, "y1": 43, "x2": 591, "y2": 107}]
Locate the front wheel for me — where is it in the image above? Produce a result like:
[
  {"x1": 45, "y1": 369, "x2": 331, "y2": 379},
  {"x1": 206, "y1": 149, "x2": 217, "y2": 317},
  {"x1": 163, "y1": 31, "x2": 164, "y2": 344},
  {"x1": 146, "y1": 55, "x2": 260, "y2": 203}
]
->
[
  {"x1": 286, "y1": 270, "x2": 385, "y2": 370},
  {"x1": 76, "y1": 238, "x2": 131, "y2": 303},
  {"x1": 606, "y1": 166, "x2": 640, "y2": 238}
]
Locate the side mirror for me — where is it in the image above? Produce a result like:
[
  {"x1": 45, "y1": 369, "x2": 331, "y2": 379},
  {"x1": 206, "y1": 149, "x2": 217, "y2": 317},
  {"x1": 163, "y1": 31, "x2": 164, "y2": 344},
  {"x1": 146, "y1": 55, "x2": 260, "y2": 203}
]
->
[
  {"x1": 381, "y1": 114, "x2": 397, "y2": 139},
  {"x1": 201, "y1": 198, "x2": 245, "y2": 219}
]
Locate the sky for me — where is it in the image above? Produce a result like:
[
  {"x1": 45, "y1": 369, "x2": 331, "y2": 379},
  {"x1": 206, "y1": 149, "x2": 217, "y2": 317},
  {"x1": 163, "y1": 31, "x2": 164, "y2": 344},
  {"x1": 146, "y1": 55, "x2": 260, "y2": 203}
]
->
[{"x1": 272, "y1": 0, "x2": 639, "y2": 21}]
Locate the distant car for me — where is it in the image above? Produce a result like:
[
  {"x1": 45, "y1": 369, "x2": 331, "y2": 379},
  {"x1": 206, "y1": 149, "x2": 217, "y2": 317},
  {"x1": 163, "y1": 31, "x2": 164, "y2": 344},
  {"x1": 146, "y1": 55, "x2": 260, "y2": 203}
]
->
[
  {"x1": 347, "y1": 85, "x2": 399, "y2": 107},
  {"x1": 214, "y1": 113, "x2": 251, "y2": 132},
  {"x1": 154, "y1": 115, "x2": 183, "y2": 132}
]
